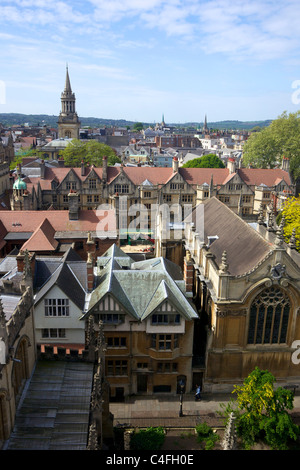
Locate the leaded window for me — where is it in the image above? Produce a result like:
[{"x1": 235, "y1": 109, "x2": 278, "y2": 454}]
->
[{"x1": 248, "y1": 287, "x2": 290, "y2": 345}]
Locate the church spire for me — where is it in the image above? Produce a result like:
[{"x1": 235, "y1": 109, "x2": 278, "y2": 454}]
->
[
  {"x1": 64, "y1": 64, "x2": 72, "y2": 93},
  {"x1": 58, "y1": 65, "x2": 81, "y2": 139}
]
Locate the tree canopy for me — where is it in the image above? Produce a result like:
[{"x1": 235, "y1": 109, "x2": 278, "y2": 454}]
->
[
  {"x1": 232, "y1": 367, "x2": 299, "y2": 449},
  {"x1": 182, "y1": 153, "x2": 225, "y2": 168},
  {"x1": 242, "y1": 111, "x2": 300, "y2": 181},
  {"x1": 59, "y1": 139, "x2": 121, "y2": 167},
  {"x1": 279, "y1": 196, "x2": 300, "y2": 251}
]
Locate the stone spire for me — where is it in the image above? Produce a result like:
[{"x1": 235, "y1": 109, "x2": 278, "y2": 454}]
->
[
  {"x1": 219, "y1": 250, "x2": 229, "y2": 273},
  {"x1": 87, "y1": 421, "x2": 100, "y2": 450},
  {"x1": 58, "y1": 65, "x2": 81, "y2": 139},
  {"x1": 289, "y1": 228, "x2": 297, "y2": 249},
  {"x1": 267, "y1": 201, "x2": 275, "y2": 232},
  {"x1": 222, "y1": 412, "x2": 237, "y2": 450},
  {"x1": 258, "y1": 203, "x2": 264, "y2": 225},
  {"x1": 64, "y1": 64, "x2": 72, "y2": 93},
  {"x1": 275, "y1": 215, "x2": 285, "y2": 248}
]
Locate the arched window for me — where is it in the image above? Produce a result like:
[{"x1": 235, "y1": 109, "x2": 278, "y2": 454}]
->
[{"x1": 248, "y1": 287, "x2": 290, "y2": 345}]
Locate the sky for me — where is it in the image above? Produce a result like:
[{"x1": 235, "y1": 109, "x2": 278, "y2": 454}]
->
[{"x1": 1, "y1": 0, "x2": 300, "y2": 124}]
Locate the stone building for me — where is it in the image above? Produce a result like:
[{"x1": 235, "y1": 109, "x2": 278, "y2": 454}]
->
[
  {"x1": 81, "y1": 244, "x2": 198, "y2": 399},
  {"x1": 0, "y1": 134, "x2": 14, "y2": 199},
  {"x1": 0, "y1": 252, "x2": 36, "y2": 447},
  {"x1": 10, "y1": 156, "x2": 294, "y2": 244},
  {"x1": 57, "y1": 66, "x2": 81, "y2": 140},
  {"x1": 179, "y1": 197, "x2": 300, "y2": 392}
]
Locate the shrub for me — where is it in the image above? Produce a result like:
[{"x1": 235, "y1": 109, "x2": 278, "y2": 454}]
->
[
  {"x1": 195, "y1": 422, "x2": 219, "y2": 450},
  {"x1": 130, "y1": 426, "x2": 165, "y2": 450}
]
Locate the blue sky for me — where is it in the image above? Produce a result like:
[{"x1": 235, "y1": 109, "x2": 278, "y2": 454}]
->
[{"x1": 1, "y1": 0, "x2": 300, "y2": 124}]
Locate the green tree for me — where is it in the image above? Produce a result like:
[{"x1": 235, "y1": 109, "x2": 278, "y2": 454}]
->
[
  {"x1": 182, "y1": 153, "x2": 225, "y2": 168},
  {"x1": 130, "y1": 427, "x2": 165, "y2": 450},
  {"x1": 60, "y1": 139, "x2": 121, "y2": 167},
  {"x1": 280, "y1": 196, "x2": 300, "y2": 251},
  {"x1": 232, "y1": 367, "x2": 299, "y2": 449},
  {"x1": 10, "y1": 146, "x2": 42, "y2": 170},
  {"x1": 133, "y1": 122, "x2": 144, "y2": 132},
  {"x1": 243, "y1": 111, "x2": 300, "y2": 180}
]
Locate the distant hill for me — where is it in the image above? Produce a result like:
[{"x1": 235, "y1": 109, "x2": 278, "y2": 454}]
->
[{"x1": 0, "y1": 113, "x2": 272, "y2": 130}]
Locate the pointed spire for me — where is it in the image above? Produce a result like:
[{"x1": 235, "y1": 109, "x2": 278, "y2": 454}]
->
[
  {"x1": 219, "y1": 250, "x2": 229, "y2": 273},
  {"x1": 87, "y1": 421, "x2": 99, "y2": 450},
  {"x1": 64, "y1": 64, "x2": 72, "y2": 93},
  {"x1": 289, "y1": 228, "x2": 297, "y2": 249},
  {"x1": 0, "y1": 297, "x2": 5, "y2": 328},
  {"x1": 275, "y1": 215, "x2": 285, "y2": 247},
  {"x1": 267, "y1": 201, "x2": 275, "y2": 232},
  {"x1": 222, "y1": 412, "x2": 237, "y2": 450},
  {"x1": 258, "y1": 203, "x2": 264, "y2": 225}
]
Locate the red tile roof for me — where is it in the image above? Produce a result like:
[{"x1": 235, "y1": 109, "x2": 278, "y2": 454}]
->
[
  {"x1": 237, "y1": 168, "x2": 292, "y2": 187},
  {"x1": 0, "y1": 209, "x2": 116, "y2": 234},
  {"x1": 21, "y1": 218, "x2": 59, "y2": 252},
  {"x1": 16, "y1": 165, "x2": 293, "y2": 192}
]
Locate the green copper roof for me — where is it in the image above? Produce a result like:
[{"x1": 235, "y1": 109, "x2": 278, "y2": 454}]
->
[
  {"x1": 81, "y1": 244, "x2": 198, "y2": 322},
  {"x1": 13, "y1": 177, "x2": 27, "y2": 190}
]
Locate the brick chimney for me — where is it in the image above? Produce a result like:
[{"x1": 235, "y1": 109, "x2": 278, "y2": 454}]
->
[
  {"x1": 227, "y1": 157, "x2": 236, "y2": 174},
  {"x1": 172, "y1": 156, "x2": 178, "y2": 173},
  {"x1": 68, "y1": 191, "x2": 79, "y2": 220},
  {"x1": 40, "y1": 159, "x2": 45, "y2": 179},
  {"x1": 81, "y1": 160, "x2": 85, "y2": 176},
  {"x1": 183, "y1": 250, "x2": 194, "y2": 296},
  {"x1": 87, "y1": 251, "x2": 94, "y2": 292},
  {"x1": 102, "y1": 156, "x2": 107, "y2": 183}
]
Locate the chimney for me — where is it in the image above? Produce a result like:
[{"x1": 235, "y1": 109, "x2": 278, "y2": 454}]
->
[
  {"x1": 16, "y1": 250, "x2": 25, "y2": 272},
  {"x1": 16, "y1": 249, "x2": 36, "y2": 278},
  {"x1": 87, "y1": 252, "x2": 94, "y2": 292},
  {"x1": 172, "y1": 156, "x2": 178, "y2": 173},
  {"x1": 183, "y1": 250, "x2": 194, "y2": 296},
  {"x1": 281, "y1": 156, "x2": 290, "y2": 172},
  {"x1": 40, "y1": 159, "x2": 45, "y2": 179},
  {"x1": 68, "y1": 191, "x2": 79, "y2": 220},
  {"x1": 58, "y1": 157, "x2": 65, "y2": 167},
  {"x1": 227, "y1": 157, "x2": 236, "y2": 174},
  {"x1": 81, "y1": 160, "x2": 85, "y2": 176},
  {"x1": 102, "y1": 156, "x2": 107, "y2": 183}
]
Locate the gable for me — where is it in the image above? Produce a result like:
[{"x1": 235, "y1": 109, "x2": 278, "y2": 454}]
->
[
  {"x1": 153, "y1": 300, "x2": 178, "y2": 314},
  {"x1": 164, "y1": 171, "x2": 194, "y2": 193},
  {"x1": 220, "y1": 172, "x2": 253, "y2": 194},
  {"x1": 110, "y1": 170, "x2": 133, "y2": 192},
  {"x1": 57, "y1": 168, "x2": 82, "y2": 190},
  {"x1": 84, "y1": 167, "x2": 102, "y2": 184},
  {"x1": 93, "y1": 293, "x2": 126, "y2": 314}
]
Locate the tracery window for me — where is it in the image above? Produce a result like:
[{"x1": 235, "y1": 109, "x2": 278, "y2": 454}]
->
[{"x1": 248, "y1": 287, "x2": 290, "y2": 345}]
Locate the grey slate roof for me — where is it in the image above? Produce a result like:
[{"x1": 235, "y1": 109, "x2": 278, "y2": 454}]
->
[
  {"x1": 34, "y1": 248, "x2": 87, "y2": 310},
  {"x1": 191, "y1": 197, "x2": 272, "y2": 276},
  {"x1": 83, "y1": 244, "x2": 198, "y2": 321}
]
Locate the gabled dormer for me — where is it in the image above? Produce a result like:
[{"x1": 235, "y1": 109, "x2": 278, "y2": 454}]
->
[
  {"x1": 108, "y1": 167, "x2": 134, "y2": 195},
  {"x1": 83, "y1": 166, "x2": 102, "y2": 191},
  {"x1": 57, "y1": 168, "x2": 82, "y2": 192},
  {"x1": 219, "y1": 171, "x2": 253, "y2": 195}
]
